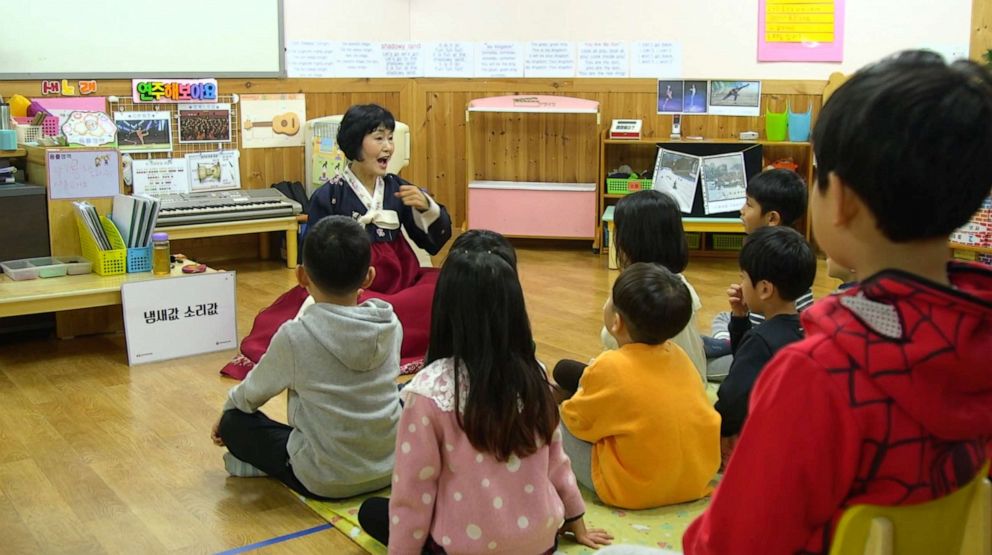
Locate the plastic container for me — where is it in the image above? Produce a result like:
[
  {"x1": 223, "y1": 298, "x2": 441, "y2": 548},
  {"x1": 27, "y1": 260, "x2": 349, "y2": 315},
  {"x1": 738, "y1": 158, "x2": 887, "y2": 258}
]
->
[
  {"x1": 606, "y1": 177, "x2": 653, "y2": 195},
  {"x1": 712, "y1": 233, "x2": 746, "y2": 251},
  {"x1": 686, "y1": 232, "x2": 701, "y2": 250},
  {"x1": 26, "y1": 257, "x2": 68, "y2": 278},
  {"x1": 127, "y1": 246, "x2": 152, "y2": 273},
  {"x1": 14, "y1": 124, "x2": 42, "y2": 145},
  {"x1": 75, "y1": 214, "x2": 127, "y2": 276},
  {"x1": 1, "y1": 257, "x2": 68, "y2": 280},
  {"x1": 54, "y1": 255, "x2": 93, "y2": 275},
  {"x1": 152, "y1": 232, "x2": 171, "y2": 275}
]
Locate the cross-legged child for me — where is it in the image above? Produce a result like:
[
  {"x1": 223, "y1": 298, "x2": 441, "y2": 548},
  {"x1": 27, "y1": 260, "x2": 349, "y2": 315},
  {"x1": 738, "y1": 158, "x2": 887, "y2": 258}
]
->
[
  {"x1": 684, "y1": 50, "x2": 992, "y2": 554},
  {"x1": 211, "y1": 216, "x2": 402, "y2": 499},
  {"x1": 359, "y1": 234, "x2": 612, "y2": 553},
  {"x1": 703, "y1": 168, "x2": 812, "y2": 381},
  {"x1": 714, "y1": 226, "x2": 816, "y2": 465},
  {"x1": 560, "y1": 262, "x2": 721, "y2": 509}
]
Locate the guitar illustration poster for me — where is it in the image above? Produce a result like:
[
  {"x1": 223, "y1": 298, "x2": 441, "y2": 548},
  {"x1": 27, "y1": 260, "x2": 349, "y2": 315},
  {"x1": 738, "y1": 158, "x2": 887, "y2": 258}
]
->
[{"x1": 240, "y1": 93, "x2": 306, "y2": 149}]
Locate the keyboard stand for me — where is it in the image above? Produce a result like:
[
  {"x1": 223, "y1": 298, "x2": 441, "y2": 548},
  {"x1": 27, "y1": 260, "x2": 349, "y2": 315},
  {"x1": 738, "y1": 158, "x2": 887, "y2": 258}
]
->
[{"x1": 155, "y1": 216, "x2": 301, "y2": 269}]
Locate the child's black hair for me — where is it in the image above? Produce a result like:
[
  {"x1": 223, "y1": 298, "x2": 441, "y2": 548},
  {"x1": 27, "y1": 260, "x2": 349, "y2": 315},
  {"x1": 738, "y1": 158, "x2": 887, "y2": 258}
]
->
[
  {"x1": 812, "y1": 50, "x2": 992, "y2": 241},
  {"x1": 427, "y1": 247, "x2": 556, "y2": 462},
  {"x1": 746, "y1": 169, "x2": 808, "y2": 227},
  {"x1": 336, "y1": 104, "x2": 397, "y2": 162},
  {"x1": 611, "y1": 262, "x2": 692, "y2": 345},
  {"x1": 739, "y1": 226, "x2": 816, "y2": 302},
  {"x1": 447, "y1": 229, "x2": 517, "y2": 271},
  {"x1": 614, "y1": 190, "x2": 689, "y2": 273},
  {"x1": 301, "y1": 216, "x2": 371, "y2": 295}
]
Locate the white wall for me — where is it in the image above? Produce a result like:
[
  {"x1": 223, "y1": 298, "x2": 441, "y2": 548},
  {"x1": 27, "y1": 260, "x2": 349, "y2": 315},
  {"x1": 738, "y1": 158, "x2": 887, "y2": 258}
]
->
[{"x1": 284, "y1": 0, "x2": 972, "y2": 79}]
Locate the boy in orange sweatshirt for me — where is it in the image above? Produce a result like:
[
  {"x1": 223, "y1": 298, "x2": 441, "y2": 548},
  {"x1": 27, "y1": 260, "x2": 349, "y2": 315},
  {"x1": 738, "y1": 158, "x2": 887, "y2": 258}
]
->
[{"x1": 559, "y1": 262, "x2": 721, "y2": 510}]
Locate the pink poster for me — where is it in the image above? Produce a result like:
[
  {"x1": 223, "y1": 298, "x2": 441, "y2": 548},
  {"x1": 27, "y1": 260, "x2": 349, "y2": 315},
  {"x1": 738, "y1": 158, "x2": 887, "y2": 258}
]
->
[
  {"x1": 758, "y1": 0, "x2": 844, "y2": 62},
  {"x1": 31, "y1": 97, "x2": 108, "y2": 130}
]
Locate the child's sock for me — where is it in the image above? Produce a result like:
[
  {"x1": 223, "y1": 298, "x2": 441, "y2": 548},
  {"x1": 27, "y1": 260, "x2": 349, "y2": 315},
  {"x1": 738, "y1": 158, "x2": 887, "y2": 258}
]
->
[{"x1": 223, "y1": 452, "x2": 267, "y2": 477}]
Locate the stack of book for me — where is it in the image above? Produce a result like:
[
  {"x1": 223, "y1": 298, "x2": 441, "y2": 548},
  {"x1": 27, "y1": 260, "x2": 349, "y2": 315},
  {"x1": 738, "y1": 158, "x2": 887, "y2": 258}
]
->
[{"x1": 110, "y1": 194, "x2": 161, "y2": 248}]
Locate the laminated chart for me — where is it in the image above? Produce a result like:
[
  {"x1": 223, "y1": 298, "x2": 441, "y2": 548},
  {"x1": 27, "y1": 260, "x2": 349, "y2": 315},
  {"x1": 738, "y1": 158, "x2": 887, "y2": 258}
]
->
[{"x1": 758, "y1": 0, "x2": 844, "y2": 62}]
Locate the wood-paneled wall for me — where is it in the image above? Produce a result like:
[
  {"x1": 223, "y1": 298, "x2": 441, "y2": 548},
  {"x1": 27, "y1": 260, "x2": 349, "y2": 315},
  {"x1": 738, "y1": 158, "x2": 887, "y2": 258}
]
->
[
  {"x1": 972, "y1": 0, "x2": 992, "y2": 60},
  {"x1": 1, "y1": 78, "x2": 825, "y2": 260}
]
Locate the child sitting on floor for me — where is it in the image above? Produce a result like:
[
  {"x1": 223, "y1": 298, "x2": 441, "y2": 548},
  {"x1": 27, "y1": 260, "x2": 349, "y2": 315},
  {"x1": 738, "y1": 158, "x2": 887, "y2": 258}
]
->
[
  {"x1": 554, "y1": 190, "x2": 707, "y2": 390},
  {"x1": 684, "y1": 50, "x2": 992, "y2": 554},
  {"x1": 559, "y1": 262, "x2": 721, "y2": 510},
  {"x1": 703, "y1": 168, "x2": 812, "y2": 381},
  {"x1": 211, "y1": 216, "x2": 402, "y2": 499},
  {"x1": 714, "y1": 226, "x2": 816, "y2": 465},
  {"x1": 359, "y1": 233, "x2": 612, "y2": 553}
]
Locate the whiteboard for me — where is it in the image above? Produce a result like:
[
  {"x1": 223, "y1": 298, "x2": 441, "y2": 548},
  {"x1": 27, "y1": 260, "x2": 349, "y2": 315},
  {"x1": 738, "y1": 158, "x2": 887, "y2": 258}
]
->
[
  {"x1": 46, "y1": 148, "x2": 122, "y2": 200},
  {"x1": 0, "y1": 0, "x2": 284, "y2": 78},
  {"x1": 284, "y1": 0, "x2": 972, "y2": 79}
]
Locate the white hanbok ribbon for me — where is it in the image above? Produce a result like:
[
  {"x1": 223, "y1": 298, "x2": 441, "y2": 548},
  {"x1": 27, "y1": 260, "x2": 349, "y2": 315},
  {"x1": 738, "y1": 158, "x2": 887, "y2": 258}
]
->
[{"x1": 344, "y1": 166, "x2": 400, "y2": 230}]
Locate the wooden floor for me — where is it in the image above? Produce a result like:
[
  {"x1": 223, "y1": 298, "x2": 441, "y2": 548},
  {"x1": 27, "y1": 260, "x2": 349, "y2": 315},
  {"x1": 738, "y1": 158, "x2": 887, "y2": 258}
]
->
[{"x1": 0, "y1": 244, "x2": 838, "y2": 554}]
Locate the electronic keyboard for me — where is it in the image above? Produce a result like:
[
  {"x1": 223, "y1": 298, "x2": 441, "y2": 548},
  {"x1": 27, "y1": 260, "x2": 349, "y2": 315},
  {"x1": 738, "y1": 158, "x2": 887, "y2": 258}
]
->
[{"x1": 156, "y1": 189, "x2": 302, "y2": 227}]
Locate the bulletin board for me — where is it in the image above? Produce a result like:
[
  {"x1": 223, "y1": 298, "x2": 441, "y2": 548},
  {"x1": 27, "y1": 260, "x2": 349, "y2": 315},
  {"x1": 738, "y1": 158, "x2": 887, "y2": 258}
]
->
[{"x1": 46, "y1": 148, "x2": 122, "y2": 200}]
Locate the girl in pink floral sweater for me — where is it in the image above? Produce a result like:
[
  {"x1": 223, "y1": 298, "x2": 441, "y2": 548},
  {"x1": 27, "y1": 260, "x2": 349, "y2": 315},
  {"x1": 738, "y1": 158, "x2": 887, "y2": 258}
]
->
[{"x1": 358, "y1": 233, "x2": 612, "y2": 554}]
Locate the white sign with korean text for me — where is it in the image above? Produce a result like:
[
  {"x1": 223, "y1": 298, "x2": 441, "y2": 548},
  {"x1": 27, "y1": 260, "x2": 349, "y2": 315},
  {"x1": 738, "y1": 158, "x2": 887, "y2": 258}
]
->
[{"x1": 121, "y1": 271, "x2": 237, "y2": 365}]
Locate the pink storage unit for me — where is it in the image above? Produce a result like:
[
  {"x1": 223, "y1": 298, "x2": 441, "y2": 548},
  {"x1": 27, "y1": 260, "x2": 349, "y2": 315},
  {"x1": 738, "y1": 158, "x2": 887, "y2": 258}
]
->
[
  {"x1": 468, "y1": 181, "x2": 597, "y2": 238},
  {"x1": 465, "y1": 94, "x2": 600, "y2": 241}
]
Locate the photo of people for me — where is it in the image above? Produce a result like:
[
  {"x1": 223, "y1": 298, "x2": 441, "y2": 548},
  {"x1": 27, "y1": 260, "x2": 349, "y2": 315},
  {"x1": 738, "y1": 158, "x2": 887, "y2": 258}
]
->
[
  {"x1": 657, "y1": 80, "x2": 685, "y2": 114},
  {"x1": 683, "y1": 80, "x2": 708, "y2": 113},
  {"x1": 708, "y1": 80, "x2": 762, "y2": 116},
  {"x1": 652, "y1": 148, "x2": 701, "y2": 213},
  {"x1": 114, "y1": 111, "x2": 173, "y2": 153},
  {"x1": 178, "y1": 103, "x2": 232, "y2": 144},
  {"x1": 700, "y1": 152, "x2": 748, "y2": 214}
]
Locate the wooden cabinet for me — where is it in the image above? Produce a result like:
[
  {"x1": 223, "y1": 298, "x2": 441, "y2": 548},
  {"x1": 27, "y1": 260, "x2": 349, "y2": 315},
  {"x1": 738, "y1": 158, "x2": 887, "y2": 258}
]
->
[
  {"x1": 597, "y1": 134, "x2": 814, "y2": 264},
  {"x1": 465, "y1": 95, "x2": 600, "y2": 241}
]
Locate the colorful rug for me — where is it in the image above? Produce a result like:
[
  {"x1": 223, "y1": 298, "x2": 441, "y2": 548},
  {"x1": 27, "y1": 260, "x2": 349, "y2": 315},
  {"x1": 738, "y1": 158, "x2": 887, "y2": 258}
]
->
[{"x1": 304, "y1": 486, "x2": 710, "y2": 554}]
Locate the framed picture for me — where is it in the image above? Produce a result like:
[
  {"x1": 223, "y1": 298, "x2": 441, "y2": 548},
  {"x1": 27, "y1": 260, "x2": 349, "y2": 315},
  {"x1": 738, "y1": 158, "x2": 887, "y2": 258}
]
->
[
  {"x1": 652, "y1": 148, "x2": 701, "y2": 213},
  {"x1": 657, "y1": 80, "x2": 685, "y2": 114},
  {"x1": 114, "y1": 111, "x2": 173, "y2": 153},
  {"x1": 700, "y1": 152, "x2": 748, "y2": 214},
  {"x1": 683, "y1": 80, "x2": 708, "y2": 114},
  {"x1": 178, "y1": 103, "x2": 232, "y2": 144},
  {"x1": 708, "y1": 80, "x2": 762, "y2": 116}
]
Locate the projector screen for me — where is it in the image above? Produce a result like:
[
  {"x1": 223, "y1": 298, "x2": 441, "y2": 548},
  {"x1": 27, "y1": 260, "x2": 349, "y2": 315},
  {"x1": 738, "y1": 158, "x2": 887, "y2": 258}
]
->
[{"x1": 0, "y1": 0, "x2": 284, "y2": 79}]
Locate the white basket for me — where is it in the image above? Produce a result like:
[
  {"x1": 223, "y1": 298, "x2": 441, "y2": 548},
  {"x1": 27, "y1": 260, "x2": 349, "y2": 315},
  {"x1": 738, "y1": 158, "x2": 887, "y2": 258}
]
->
[{"x1": 15, "y1": 124, "x2": 42, "y2": 144}]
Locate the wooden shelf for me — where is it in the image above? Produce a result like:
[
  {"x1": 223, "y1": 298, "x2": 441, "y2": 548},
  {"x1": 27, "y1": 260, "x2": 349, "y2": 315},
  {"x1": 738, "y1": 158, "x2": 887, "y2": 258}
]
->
[
  {"x1": 0, "y1": 148, "x2": 26, "y2": 158},
  {"x1": 949, "y1": 242, "x2": 992, "y2": 255},
  {"x1": 603, "y1": 137, "x2": 810, "y2": 146}
]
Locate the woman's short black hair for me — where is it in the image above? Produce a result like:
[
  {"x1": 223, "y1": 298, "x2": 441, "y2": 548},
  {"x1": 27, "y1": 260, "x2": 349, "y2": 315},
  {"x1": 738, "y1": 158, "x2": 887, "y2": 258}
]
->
[
  {"x1": 614, "y1": 190, "x2": 689, "y2": 274},
  {"x1": 812, "y1": 50, "x2": 992, "y2": 242},
  {"x1": 336, "y1": 104, "x2": 396, "y2": 161}
]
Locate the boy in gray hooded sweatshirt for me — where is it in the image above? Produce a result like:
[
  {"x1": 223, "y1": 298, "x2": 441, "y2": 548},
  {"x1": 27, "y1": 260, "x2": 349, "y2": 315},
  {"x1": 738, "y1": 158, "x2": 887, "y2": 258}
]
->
[{"x1": 212, "y1": 215, "x2": 402, "y2": 499}]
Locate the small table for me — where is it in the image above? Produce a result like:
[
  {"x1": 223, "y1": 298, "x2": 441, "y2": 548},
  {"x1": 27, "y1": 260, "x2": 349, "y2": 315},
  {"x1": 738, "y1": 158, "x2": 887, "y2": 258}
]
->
[
  {"x1": 156, "y1": 216, "x2": 299, "y2": 268},
  {"x1": 601, "y1": 206, "x2": 744, "y2": 269},
  {"x1": 0, "y1": 261, "x2": 211, "y2": 319}
]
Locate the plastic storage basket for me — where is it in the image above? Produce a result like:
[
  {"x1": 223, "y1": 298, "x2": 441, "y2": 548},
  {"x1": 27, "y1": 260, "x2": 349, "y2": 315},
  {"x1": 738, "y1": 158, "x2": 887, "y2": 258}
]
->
[
  {"x1": 126, "y1": 246, "x2": 152, "y2": 273},
  {"x1": 606, "y1": 178, "x2": 652, "y2": 195},
  {"x1": 15, "y1": 124, "x2": 42, "y2": 145},
  {"x1": 686, "y1": 232, "x2": 701, "y2": 250},
  {"x1": 712, "y1": 233, "x2": 746, "y2": 251},
  {"x1": 76, "y1": 214, "x2": 128, "y2": 276}
]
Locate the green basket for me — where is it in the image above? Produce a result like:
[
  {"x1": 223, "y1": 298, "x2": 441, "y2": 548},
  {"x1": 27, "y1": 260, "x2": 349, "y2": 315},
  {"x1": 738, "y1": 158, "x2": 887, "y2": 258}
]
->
[
  {"x1": 687, "y1": 232, "x2": 701, "y2": 250},
  {"x1": 712, "y1": 233, "x2": 746, "y2": 251},
  {"x1": 606, "y1": 177, "x2": 652, "y2": 195}
]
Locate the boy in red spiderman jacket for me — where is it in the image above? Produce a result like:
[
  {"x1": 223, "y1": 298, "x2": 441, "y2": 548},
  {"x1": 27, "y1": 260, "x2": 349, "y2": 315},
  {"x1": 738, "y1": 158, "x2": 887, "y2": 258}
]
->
[{"x1": 683, "y1": 50, "x2": 992, "y2": 554}]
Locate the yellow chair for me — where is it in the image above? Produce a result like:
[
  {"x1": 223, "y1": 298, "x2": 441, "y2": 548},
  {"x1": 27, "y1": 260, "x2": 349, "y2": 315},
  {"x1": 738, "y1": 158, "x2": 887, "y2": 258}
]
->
[{"x1": 829, "y1": 462, "x2": 991, "y2": 555}]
